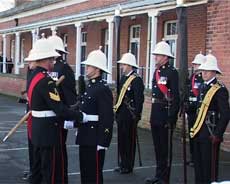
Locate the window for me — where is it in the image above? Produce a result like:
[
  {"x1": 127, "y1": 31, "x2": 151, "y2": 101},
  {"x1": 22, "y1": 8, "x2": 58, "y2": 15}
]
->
[
  {"x1": 129, "y1": 25, "x2": 141, "y2": 73},
  {"x1": 80, "y1": 32, "x2": 87, "y2": 75},
  {"x1": 164, "y1": 20, "x2": 177, "y2": 67}
]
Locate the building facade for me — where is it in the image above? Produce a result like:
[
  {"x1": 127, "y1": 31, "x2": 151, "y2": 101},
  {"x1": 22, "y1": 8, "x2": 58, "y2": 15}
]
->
[{"x1": 0, "y1": 0, "x2": 229, "y2": 150}]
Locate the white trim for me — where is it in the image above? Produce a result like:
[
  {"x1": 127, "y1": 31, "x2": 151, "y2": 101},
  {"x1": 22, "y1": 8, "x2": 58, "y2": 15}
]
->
[
  {"x1": 10, "y1": 39, "x2": 15, "y2": 64},
  {"x1": 20, "y1": 38, "x2": 25, "y2": 67},
  {"x1": 0, "y1": 0, "x2": 88, "y2": 23}
]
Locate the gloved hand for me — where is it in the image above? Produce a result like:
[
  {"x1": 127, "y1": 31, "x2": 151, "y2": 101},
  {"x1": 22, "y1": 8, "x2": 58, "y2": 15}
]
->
[
  {"x1": 97, "y1": 145, "x2": 108, "y2": 151},
  {"x1": 64, "y1": 121, "x2": 75, "y2": 129},
  {"x1": 209, "y1": 135, "x2": 221, "y2": 144}
]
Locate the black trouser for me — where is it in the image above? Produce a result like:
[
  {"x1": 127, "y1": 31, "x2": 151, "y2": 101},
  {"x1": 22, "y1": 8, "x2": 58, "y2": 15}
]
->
[
  {"x1": 79, "y1": 145, "x2": 105, "y2": 184},
  {"x1": 187, "y1": 112, "x2": 196, "y2": 161},
  {"x1": 117, "y1": 119, "x2": 137, "y2": 170},
  {"x1": 32, "y1": 144, "x2": 66, "y2": 184},
  {"x1": 151, "y1": 124, "x2": 169, "y2": 182},
  {"x1": 193, "y1": 139, "x2": 220, "y2": 184},
  {"x1": 28, "y1": 137, "x2": 33, "y2": 173}
]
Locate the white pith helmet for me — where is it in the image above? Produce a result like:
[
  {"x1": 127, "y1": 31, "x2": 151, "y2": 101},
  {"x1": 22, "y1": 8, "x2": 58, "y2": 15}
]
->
[
  {"x1": 47, "y1": 31, "x2": 68, "y2": 54},
  {"x1": 152, "y1": 40, "x2": 174, "y2": 58},
  {"x1": 198, "y1": 51, "x2": 222, "y2": 74},
  {"x1": 192, "y1": 51, "x2": 205, "y2": 65},
  {"x1": 81, "y1": 46, "x2": 110, "y2": 74},
  {"x1": 117, "y1": 52, "x2": 138, "y2": 68},
  {"x1": 25, "y1": 33, "x2": 60, "y2": 61}
]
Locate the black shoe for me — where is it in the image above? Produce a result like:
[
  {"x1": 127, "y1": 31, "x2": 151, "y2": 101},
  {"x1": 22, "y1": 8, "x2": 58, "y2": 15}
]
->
[
  {"x1": 120, "y1": 168, "x2": 133, "y2": 174},
  {"x1": 145, "y1": 177, "x2": 159, "y2": 184},
  {"x1": 113, "y1": 166, "x2": 122, "y2": 172},
  {"x1": 22, "y1": 171, "x2": 32, "y2": 183}
]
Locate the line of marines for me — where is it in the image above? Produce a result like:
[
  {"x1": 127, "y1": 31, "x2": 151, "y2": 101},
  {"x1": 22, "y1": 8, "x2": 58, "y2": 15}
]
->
[{"x1": 18, "y1": 32, "x2": 229, "y2": 184}]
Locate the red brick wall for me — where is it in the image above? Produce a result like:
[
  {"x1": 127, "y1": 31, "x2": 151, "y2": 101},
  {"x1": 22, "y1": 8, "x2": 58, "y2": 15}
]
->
[
  {"x1": 207, "y1": 0, "x2": 230, "y2": 151},
  {"x1": 207, "y1": 0, "x2": 230, "y2": 88},
  {"x1": 0, "y1": 75, "x2": 26, "y2": 97},
  {"x1": 187, "y1": 5, "x2": 207, "y2": 67},
  {"x1": 157, "y1": 5, "x2": 207, "y2": 68}
]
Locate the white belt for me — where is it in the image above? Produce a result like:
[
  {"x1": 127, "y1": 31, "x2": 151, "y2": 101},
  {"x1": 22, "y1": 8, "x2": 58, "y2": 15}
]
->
[
  {"x1": 32, "y1": 110, "x2": 56, "y2": 118},
  {"x1": 189, "y1": 97, "x2": 197, "y2": 102},
  {"x1": 85, "y1": 114, "x2": 99, "y2": 122}
]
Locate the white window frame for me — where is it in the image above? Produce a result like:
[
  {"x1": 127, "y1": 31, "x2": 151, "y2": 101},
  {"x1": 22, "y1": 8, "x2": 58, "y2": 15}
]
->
[
  {"x1": 129, "y1": 24, "x2": 141, "y2": 70},
  {"x1": 164, "y1": 20, "x2": 178, "y2": 67}
]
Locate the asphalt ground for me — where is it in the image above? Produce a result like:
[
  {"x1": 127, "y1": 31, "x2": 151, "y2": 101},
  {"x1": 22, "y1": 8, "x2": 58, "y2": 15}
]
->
[{"x1": 0, "y1": 94, "x2": 229, "y2": 184}]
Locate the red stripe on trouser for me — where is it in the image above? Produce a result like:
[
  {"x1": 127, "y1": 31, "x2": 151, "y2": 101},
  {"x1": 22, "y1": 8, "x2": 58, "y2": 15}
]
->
[
  {"x1": 96, "y1": 150, "x2": 99, "y2": 184},
  {"x1": 60, "y1": 128, "x2": 65, "y2": 184},
  {"x1": 52, "y1": 148, "x2": 56, "y2": 184}
]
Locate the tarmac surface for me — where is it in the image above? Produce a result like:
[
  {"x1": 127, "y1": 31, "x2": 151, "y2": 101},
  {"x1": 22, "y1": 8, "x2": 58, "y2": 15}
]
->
[{"x1": 0, "y1": 94, "x2": 229, "y2": 184}]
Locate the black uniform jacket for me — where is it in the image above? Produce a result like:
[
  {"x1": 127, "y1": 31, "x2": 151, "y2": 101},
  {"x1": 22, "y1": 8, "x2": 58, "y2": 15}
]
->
[
  {"x1": 150, "y1": 62, "x2": 180, "y2": 126},
  {"x1": 76, "y1": 76, "x2": 114, "y2": 147},
  {"x1": 116, "y1": 71, "x2": 145, "y2": 122},
  {"x1": 28, "y1": 67, "x2": 82, "y2": 147},
  {"x1": 196, "y1": 78, "x2": 230, "y2": 141},
  {"x1": 186, "y1": 72, "x2": 203, "y2": 113},
  {"x1": 53, "y1": 59, "x2": 77, "y2": 106}
]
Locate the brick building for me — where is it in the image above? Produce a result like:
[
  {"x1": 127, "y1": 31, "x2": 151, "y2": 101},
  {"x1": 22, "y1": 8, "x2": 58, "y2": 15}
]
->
[{"x1": 0, "y1": 0, "x2": 229, "y2": 150}]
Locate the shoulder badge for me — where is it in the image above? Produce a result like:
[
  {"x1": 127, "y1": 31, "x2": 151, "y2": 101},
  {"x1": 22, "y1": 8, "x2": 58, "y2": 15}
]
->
[{"x1": 49, "y1": 88, "x2": 60, "y2": 101}]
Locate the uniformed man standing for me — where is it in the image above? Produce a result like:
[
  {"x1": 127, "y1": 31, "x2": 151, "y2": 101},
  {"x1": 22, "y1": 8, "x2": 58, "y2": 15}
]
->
[
  {"x1": 190, "y1": 53, "x2": 230, "y2": 184},
  {"x1": 47, "y1": 32, "x2": 77, "y2": 183},
  {"x1": 76, "y1": 48, "x2": 114, "y2": 184},
  {"x1": 25, "y1": 37, "x2": 85, "y2": 184},
  {"x1": 185, "y1": 52, "x2": 205, "y2": 166},
  {"x1": 22, "y1": 59, "x2": 37, "y2": 183},
  {"x1": 145, "y1": 41, "x2": 180, "y2": 184},
  {"x1": 114, "y1": 52, "x2": 144, "y2": 174}
]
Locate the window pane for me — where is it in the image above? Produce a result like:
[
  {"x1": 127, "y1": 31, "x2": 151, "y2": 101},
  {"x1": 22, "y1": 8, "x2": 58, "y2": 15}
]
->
[{"x1": 171, "y1": 23, "x2": 177, "y2": 35}]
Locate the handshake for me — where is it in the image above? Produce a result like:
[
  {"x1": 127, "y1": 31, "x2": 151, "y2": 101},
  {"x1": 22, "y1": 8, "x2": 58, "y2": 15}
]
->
[{"x1": 64, "y1": 112, "x2": 99, "y2": 129}]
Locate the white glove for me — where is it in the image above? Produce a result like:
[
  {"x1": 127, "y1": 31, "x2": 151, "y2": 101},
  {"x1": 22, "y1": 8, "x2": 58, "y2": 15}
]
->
[
  {"x1": 97, "y1": 145, "x2": 108, "y2": 151},
  {"x1": 64, "y1": 120, "x2": 74, "y2": 129}
]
